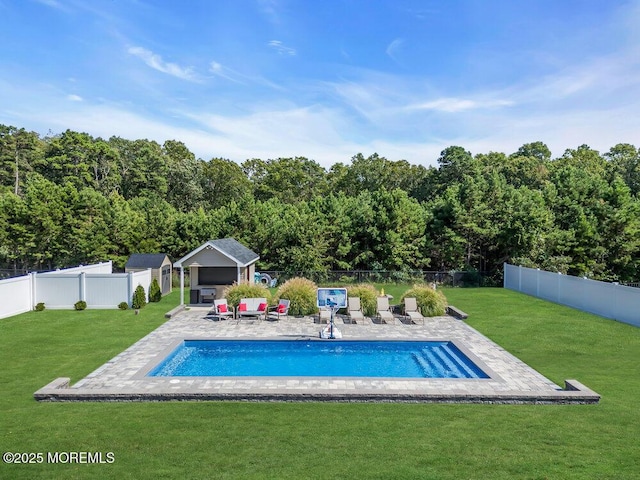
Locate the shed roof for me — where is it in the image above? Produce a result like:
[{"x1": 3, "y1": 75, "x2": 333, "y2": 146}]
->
[
  {"x1": 125, "y1": 253, "x2": 171, "y2": 269},
  {"x1": 173, "y1": 238, "x2": 259, "y2": 268}
]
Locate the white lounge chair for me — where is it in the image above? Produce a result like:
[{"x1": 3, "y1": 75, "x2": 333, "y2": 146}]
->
[
  {"x1": 347, "y1": 297, "x2": 365, "y2": 324},
  {"x1": 376, "y1": 296, "x2": 395, "y2": 324},
  {"x1": 318, "y1": 307, "x2": 331, "y2": 324},
  {"x1": 403, "y1": 297, "x2": 425, "y2": 325}
]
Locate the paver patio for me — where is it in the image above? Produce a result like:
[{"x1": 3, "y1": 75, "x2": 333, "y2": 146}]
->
[{"x1": 35, "y1": 308, "x2": 600, "y2": 403}]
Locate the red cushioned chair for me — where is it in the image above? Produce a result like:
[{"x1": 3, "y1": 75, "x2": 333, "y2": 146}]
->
[
  {"x1": 268, "y1": 299, "x2": 290, "y2": 321},
  {"x1": 210, "y1": 299, "x2": 234, "y2": 321}
]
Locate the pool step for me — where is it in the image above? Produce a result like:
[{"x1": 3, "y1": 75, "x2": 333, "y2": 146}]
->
[
  {"x1": 432, "y1": 345, "x2": 481, "y2": 378},
  {"x1": 412, "y1": 345, "x2": 482, "y2": 379},
  {"x1": 417, "y1": 348, "x2": 449, "y2": 377},
  {"x1": 426, "y1": 346, "x2": 467, "y2": 377}
]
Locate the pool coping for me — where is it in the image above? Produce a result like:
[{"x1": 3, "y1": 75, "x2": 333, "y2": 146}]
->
[{"x1": 34, "y1": 310, "x2": 601, "y2": 404}]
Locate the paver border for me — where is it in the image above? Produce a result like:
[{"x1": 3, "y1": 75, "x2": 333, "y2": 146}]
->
[{"x1": 34, "y1": 310, "x2": 601, "y2": 404}]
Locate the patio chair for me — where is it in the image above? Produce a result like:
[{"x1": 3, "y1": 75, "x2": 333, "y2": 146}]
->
[
  {"x1": 403, "y1": 297, "x2": 425, "y2": 325},
  {"x1": 267, "y1": 299, "x2": 290, "y2": 321},
  {"x1": 210, "y1": 299, "x2": 234, "y2": 321},
  {"x1": 376, "y1": 296, "x2": 395, "y2": 324},
  {"x1": 318, "y1": 307, "x2": 331, "y2": 324},
  {"x1": 347, "y1": 297, "x2": 365, "y2": 324}
]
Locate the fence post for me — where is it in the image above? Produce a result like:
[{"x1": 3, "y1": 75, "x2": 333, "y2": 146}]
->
[
  {"x1": 80, "y1": 272, "x2": 86, "y2": 303},
  {"x1": 128, "y1": 272, "x2": 134, "y2": 307},
  {"x1": 30, "y1": 272, "x2": 36, "y2": 309},
  {"x1": 557, "y1": 272, "x2": 562, "y2": 303}
]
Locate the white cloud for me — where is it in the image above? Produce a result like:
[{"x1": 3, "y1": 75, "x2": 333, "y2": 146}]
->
[
  {"x1": 385, "y1": 38, "x2": 404, "y2": 62},
  {"x1": 127, "y1": 46, "x2": 199, "y2": 82},
  {"x1": 408, "y1": 97, "x2": 514, "y2": 113},
  {"x1": 268, "y1": 40, "x2": 296, "y2": 56},
  {"x1": 209, "y1": 61, "x2": 247, "y2": 84},
  {"x1": 66, "y1": 94, "x2": 83, "y2": 102}
]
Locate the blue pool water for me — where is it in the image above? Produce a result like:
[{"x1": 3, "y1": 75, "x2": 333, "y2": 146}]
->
[{"x1": 147, "y1": 340, "x2": 489, "y2": 379}]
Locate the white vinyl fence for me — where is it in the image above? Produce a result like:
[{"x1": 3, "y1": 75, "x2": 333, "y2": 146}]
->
[
  {"x1": 504, "y1": 263, "x2": 640, "y2": 327},
  {"x1": 0, "y1": 262, "x2": 152, "y2": 319}
]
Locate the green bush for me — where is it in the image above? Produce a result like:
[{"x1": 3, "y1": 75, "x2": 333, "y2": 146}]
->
[
  {"x1": 400, "y1": 284, "x2": 448, "y2": 317},
  {"x1": 148, "y1": 278, "x2": 162, "y2": 302},
  {"x1": 118, "y1": 301, "x2": 129, "y2": 310},
  {"x1": 275, "y1": 277, "x2": 318, "y2": 316},
  {"x1": 342, "y1": 283, "x2": 378, "y2": 316},
  {"x1": 223, "y1": 282, "x2": 272, "y2": 309},
  {"x1": 132, "y1": 285, "x2": 147, "y2": 310},
  {"x1": 74, "y1": 300, "x2": 87, "y2": 311},
  {"x1": 35, "y1": 302, "x2": 45, "y2": 312}
]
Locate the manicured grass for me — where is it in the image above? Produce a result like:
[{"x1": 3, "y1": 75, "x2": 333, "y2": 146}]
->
[{"x1": 1, "y1": 288, "x2": 640, "y2": 479}]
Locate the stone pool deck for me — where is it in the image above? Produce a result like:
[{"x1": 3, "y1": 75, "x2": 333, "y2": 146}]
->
[{"x1": 34, "y1": 309, "x2": 600, "y2": 404}]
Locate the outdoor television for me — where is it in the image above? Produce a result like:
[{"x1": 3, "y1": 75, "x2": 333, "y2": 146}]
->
[{"x1": 316, "y1": 288, "x2": 348, "y2": 309}]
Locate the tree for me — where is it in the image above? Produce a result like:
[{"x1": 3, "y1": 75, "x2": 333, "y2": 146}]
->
[
  {"x1": 43, "y1": 130, "x2": 96, "y2": 189},
  {"x1": 0, "y1": 125, "x2": 43, "y2": 195},
  {"x1": 201, "y1": 157, "x2": 252, "y2": 209},
  {"x1": 21, "y1": 174, "x2": 71, "y2": 269},
  {"x1": 435, "y1": 146, "x2": 478, "y2": 191},
  {"x1": 148, "y1": 278, "x2": 162, "y2": 302},
  {"x1": 163, "y1": 140, "x2": 204, "y2": 211},
  {"x1": 331, "y1": 153, "x2": 427, "y2": 196},
  {"x1": 513, "y1": 141, "x2": 551, "y2": 162},
  {"x1": 242, "y1": 157, "x2": 328, "y2": 203},
  {"x1": 606, "y1": 143, "x2": 640, "y2": 196},
  {"x1": 0, "y1": 191, "x2": 34, "y2": 272},
  {"x1": 109, "y1": 137, "x2": 168, "y2": 198}
]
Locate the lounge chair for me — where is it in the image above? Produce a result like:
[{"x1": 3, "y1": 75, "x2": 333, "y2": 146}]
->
[
  {"x1": 376, "y1": 296, "x2": 395, "y2": 324},
  {"x1": 268, "y1": 299, "x2": 290, "y2": 321},
  {"x1": 210, "y1": 298, "x2": 234, "y2": 320},
  {"x1": 347, "y1": 297, "x2": 365, "y2": 324},
  {"x1": 403, "y1": 297, "x2": 425, "y2": 325},
  {"x1": 318, "y1": 307, "x2": 331, "y2": 324}
]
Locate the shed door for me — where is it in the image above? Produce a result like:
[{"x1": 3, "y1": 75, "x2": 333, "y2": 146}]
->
[{"x1": 162, "y1": 266, "x2": 171, "y2": 294}]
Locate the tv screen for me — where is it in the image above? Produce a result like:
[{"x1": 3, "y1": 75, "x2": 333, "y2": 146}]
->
[{"x1": 198, "y1": 267, "x2": 236, "y2": 285}]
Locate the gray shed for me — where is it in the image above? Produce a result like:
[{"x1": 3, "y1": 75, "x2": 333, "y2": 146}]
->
[
  {"x1": 173, "y1": 238, "x2": 260, "y2": 305},
  {"x1": 125, "y1": 253, "x2": 172, "y2": 295}
]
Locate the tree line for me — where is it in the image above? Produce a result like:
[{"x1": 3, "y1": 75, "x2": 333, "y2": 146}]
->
[{"x1": 1, "y1": 124, "x2": 640, "y2": 282}]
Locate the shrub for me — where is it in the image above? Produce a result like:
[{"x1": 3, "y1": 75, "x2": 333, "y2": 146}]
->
[
  {"x1": 400, "y1": 284, "x2": 448, "y2": 317},
  {"x1": 35, "y1": 302, "x2": 45, "y2": 312},
  {"x1": 275, "y1": 277, "x2": 318, "y2": 316},
  {"x1": 223, "y1": 282, "x2": 272, "y2": 309},
  {"x1": 132, "y1": 285, "x2": 147, "y2": 310},
  {"x1": 118, "y1": 301, "x2": 129, "y2": 310},
  {"x1": 74, "y1": 300, "x2": 87, "y2": 311},
  {"x1": 342, "y1": 283, "x2": 378, "y2": 316},
  {"x1": 148, "y1": 278, "x2": 162, "y2": 302}
]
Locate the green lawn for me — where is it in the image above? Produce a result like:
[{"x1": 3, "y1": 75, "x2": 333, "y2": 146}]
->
[{"x1": 1, "y1": 288, "x2": 640, "y2": 479}]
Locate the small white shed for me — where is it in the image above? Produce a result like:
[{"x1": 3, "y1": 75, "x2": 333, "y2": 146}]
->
[{"x1": 125, "y1": 253, "x2": 172, "y2": 295}]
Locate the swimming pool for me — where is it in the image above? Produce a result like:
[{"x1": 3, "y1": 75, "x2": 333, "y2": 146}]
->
[{"x1": 147, "y1": 340, "x2": 489, "y2": 379}]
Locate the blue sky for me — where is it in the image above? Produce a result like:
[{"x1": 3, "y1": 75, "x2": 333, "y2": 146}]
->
[{"x1": 1, "y1": 0, "x2": 639, "y2": 167}]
